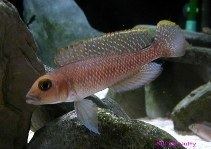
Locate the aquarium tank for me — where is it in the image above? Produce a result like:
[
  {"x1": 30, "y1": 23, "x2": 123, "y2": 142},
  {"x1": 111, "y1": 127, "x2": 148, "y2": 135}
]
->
[{"x1": 0, "y1": 0, "x2": 211, "y2": 148}]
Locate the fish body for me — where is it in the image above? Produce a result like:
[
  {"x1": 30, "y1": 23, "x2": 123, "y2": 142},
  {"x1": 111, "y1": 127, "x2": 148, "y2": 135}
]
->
[
  {"x1": 55, "y1": 46, "x2": 160, "y2": 99},
  {"x1": 189, "y1": 122, "x2": 211, "y2": 142},
  {"x1": 26, "y1": 20, "x2": 187, "y2": 133}
]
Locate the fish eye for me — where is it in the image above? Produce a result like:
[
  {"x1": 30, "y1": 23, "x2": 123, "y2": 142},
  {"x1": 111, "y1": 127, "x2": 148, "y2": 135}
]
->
[{"x1": 38, "y1": 79, "x2": 52, "y2": 91}]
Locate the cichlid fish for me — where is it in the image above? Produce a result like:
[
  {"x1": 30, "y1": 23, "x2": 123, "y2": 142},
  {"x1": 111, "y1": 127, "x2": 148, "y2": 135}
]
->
[
  {"x1": 26, "y1": 20, "x2": 187, "y2": 134},
  {"x1": 189, "y1": 122, "x2": 211, "y2": 142}
]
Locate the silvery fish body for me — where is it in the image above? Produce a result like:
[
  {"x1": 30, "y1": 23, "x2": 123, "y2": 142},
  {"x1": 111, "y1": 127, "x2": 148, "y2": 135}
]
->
[
  {"x1": 189, "y1": 122, "x2": 211, "y2": 142},
  {"x1": 26, "y1": 20, "x2": 188, "y2": 133}
]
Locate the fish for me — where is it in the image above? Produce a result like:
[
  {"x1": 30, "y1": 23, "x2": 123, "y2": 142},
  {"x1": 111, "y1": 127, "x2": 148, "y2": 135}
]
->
[
  {"x1": 202, "y1": 27, "x2": 211, "y2": 35},
  {"x1": 189, "y1": 122, "x2": 211, "y2": 142},
  {"x1": 26, "y1": 20, "x2": 187, "y2": 134}
]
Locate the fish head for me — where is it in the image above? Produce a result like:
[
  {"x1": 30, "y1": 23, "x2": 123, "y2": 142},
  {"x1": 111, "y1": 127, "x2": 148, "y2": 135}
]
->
[
  {"x1": 189, "y1": 124, "x2": 199, "y2": 134},
  {"x1": 26, "y1": 74, "x2": 68, "y2": 105}
]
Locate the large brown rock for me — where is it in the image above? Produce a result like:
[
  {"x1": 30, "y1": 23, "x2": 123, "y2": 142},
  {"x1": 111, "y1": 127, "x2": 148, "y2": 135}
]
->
[
  {"x1": 0, "y1": 1, "x2": 45, "y2": 148},
  {"x1": 28, "y1": 109, "x2": 185, "y2": 149}
]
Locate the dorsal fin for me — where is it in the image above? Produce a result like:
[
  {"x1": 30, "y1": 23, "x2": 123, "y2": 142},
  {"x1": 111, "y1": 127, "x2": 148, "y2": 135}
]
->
[{"x1": 54, "y1": 29, "x2": 153, "y2": 66}]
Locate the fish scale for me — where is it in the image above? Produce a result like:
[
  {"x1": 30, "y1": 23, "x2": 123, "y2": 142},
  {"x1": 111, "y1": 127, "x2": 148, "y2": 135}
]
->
[
  {"x1": 55, "y1": 29, "x2": 153, "y2": 66},
  {"x1": 58, "y1": 46, "x2": 159, "y2": 99}
]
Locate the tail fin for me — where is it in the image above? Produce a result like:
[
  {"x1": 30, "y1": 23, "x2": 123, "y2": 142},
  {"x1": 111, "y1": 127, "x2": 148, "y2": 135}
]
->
[{"x1": 155, "y1": 20, "x2": 189, "y2": 57}]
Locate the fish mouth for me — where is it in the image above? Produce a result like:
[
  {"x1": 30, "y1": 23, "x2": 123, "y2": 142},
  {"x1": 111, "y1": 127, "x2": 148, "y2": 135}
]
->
[{"x1": 26, "y1": 94, "x2": 41, "y2": 105}]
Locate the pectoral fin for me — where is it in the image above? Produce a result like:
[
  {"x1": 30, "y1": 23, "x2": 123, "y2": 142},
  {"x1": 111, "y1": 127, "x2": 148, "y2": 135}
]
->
[
  {"x1": 74, "y1": 99, "x2": 99, "y2": 134},
  {"x1": 110, "y1": 62, "x2": 162, "y2": 92}
]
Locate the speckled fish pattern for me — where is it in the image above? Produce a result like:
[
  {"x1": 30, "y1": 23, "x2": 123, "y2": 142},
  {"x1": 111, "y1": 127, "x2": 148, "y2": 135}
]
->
[{"x1": 54, "y1": 45, "x2": 160, "y2": 98}]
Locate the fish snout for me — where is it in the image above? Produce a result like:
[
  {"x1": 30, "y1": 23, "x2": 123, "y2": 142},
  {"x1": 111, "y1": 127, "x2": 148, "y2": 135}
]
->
[{"x1": 26, "y1": 94, "x2": 41, "y2": 105}]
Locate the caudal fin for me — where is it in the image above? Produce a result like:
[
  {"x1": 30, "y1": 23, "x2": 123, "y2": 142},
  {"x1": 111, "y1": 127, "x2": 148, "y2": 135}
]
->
[{"x1": 155, "y1": 20, "x2": 189, "y2": 58}]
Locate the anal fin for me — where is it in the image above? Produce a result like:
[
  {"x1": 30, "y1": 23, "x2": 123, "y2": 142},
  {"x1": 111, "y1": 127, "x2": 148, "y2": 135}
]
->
[{"x1": 110, "y1": 62, "x2": 162, "y2": 92}]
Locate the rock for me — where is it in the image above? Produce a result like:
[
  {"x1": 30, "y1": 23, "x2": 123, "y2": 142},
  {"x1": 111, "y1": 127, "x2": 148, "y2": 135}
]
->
[
  {"x1": 145, "y1": 62, "x2": 208, "y2": 118},
  {"x1": 106, "y1": 89, "x2": 146, "y2": 119},
  {"x1": 101, "y1": 96, "x2": 130, "y2": 120},
  {"x1": 23, "y1": 0, "x2": 101, "y2": 67},
  {"x1": 183, "y1": 31, "x2": 211, "y2": 47},
  {"x1": 31, "y1": 96, "x2": 129, "y2": 132},
  {"x1": 171, "y1": 82, "x2": 211, "y2": 131},
  {"x1": 0, "y1": 1, "x2": 45, "y2": 148},
  {"x1": 31, "y1": 103, "x2": 74, "y2": 132},
  {"x1": 168, "y1": 46, "x2": 211, "y2": 66},
  {"x1": 28, "y1": 109, "x2": 184, "y2": 149}
]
